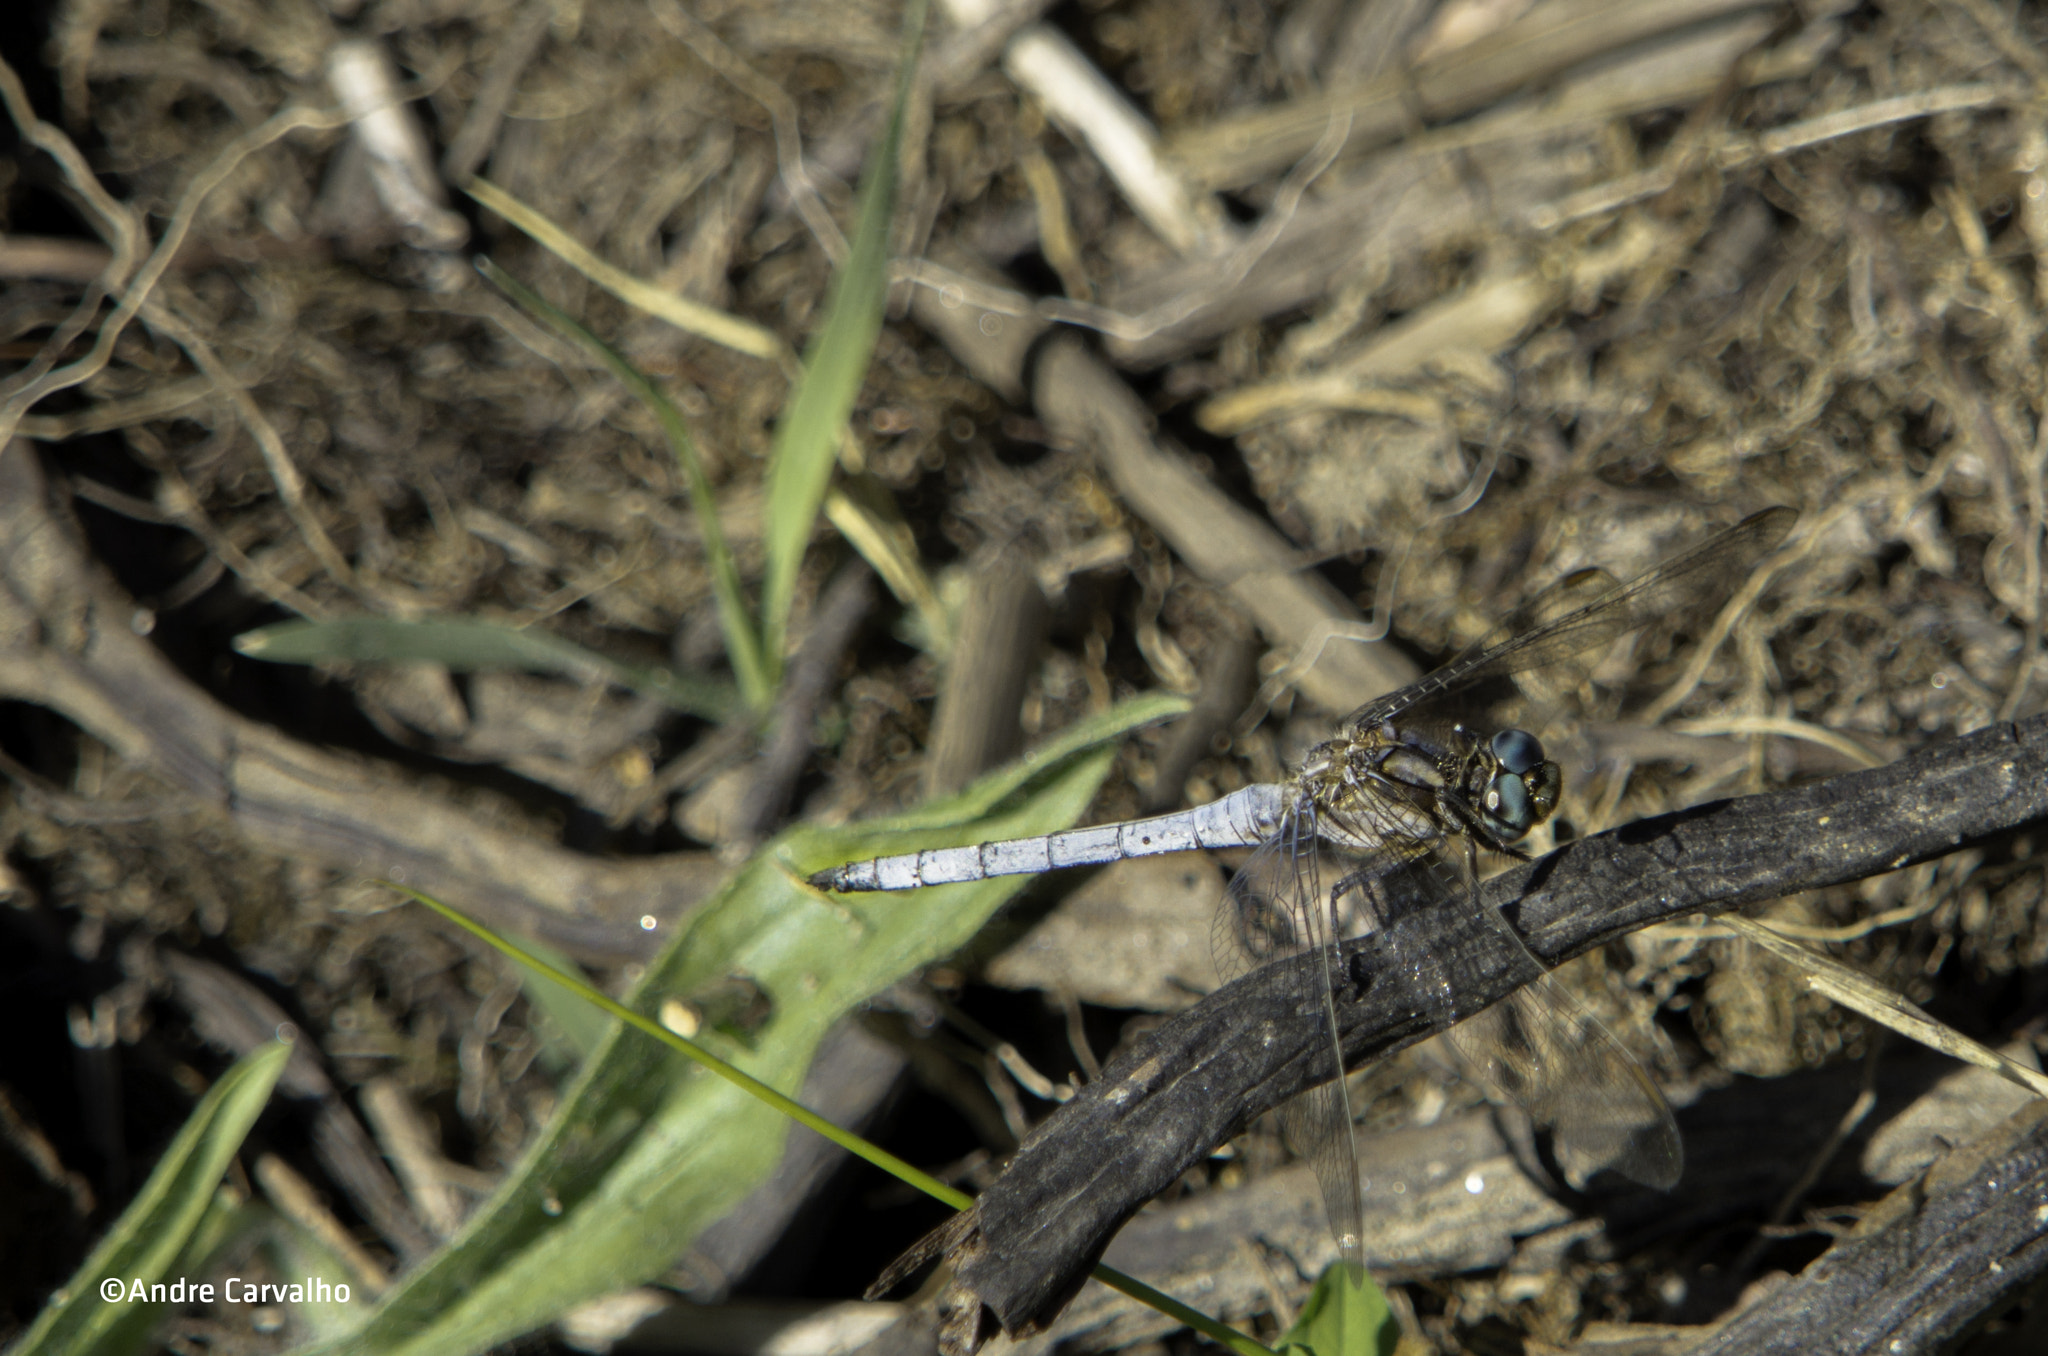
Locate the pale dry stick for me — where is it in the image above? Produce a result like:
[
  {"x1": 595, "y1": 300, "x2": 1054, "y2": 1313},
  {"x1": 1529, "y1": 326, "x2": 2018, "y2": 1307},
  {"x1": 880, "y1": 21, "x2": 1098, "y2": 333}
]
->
[
  {"x1": 254, "y1": 1154, "x2": 392, "y2": 1295},
  {"x1": 467, "y1": 176, "x2": 795, "y2": 372},
  {"x1": 1528, "y1": 83, "x2": 2005, "y2": 231},
  {"x1": 1669, "y1": 714, "x2": 1886, "y2": 770},
  {"x1": 645, "y1": 0, "x2": 850, "y2": 266},
  {"x1": 1095, "y1": 12, "x2": 1826, "y2": 369},
  {"x1": 890, "y1": 109, "x2": 1351, "y2": 344},
  {"x1": 1170, "y1": 0, "x2": 1776, "y2": 190},
  {"x1": 142, "y1": 302, "x2": 362, "y2": 597},
  {"x1": 1002, "y1": 25, "x2": 1229, "y2": 258},
  {"x1": 1724, "y1": 915, "x2": 2048, "y2": 1101},
  {"x1": 358, "y1": 1078, "x2": 466, "y2": 1238},
  {"x1": 1019, "y1": 149, "x2": 1091, "y2": 301},
  {"x1": 1033, "y1": 334, "x2": 1417, "y2": 714},
  {"x1": 1200, "y1": 212, "x2": 1674, "y2": 432},
  {"x1": 328, "y1": 39, "x2": 469, "y2": 251},
  {"x1": 1197, "y1": 270, "x2": 1547, "y2": 434},
  {"x1": 0, "y1": 234, "x2": 118, "y2": 284}
]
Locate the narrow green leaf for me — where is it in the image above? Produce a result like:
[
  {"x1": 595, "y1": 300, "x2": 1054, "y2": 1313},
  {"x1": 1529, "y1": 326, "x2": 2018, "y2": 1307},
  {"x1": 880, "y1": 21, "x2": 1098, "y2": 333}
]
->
[
  {"x1": 1278, "y1": 1262, "x2": 1399, "y2": 1356},
  {"x1": 306, "y1": 691, "x2": 1183, "y2": 1356},
  {"x1": 14, "y1": 1041, "x2": 293, "y2": 1356},
  {"x1": 233, "y1": 616, "x2": 738, "y2": 722},
  {"x1": 472, "y1": 257, "x2": 773, "y2": 711},
  {"x1": 758, "y1": 0, "x2": 929, "y2": 673}
]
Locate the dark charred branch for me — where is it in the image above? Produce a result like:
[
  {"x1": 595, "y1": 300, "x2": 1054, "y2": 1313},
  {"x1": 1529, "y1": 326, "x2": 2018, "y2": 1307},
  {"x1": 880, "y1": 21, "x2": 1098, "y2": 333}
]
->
[
  {"x1": 889, "y1": 713, "x2": 2048, "y2": 1346},
  {"x1": 1687, "y1": 1103, "x2": 2048, "y2": 1356}
]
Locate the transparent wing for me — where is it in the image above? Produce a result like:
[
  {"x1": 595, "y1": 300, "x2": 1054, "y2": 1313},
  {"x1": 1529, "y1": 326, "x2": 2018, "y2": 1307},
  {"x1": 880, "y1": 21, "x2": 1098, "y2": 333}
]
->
[
  {"x1": 1344, "y1": 506, "x2": 1796, "y2": 732},
  {"x1": 1210, "y1": 802, "x2": 1369, "y2": 1267},
  {"x1": 1314, "y1": 798, "x2": 1683, "y2": 1193},
  {"x1": 1452, "y1": 979, "x2": 1683, "y2": 1190}
]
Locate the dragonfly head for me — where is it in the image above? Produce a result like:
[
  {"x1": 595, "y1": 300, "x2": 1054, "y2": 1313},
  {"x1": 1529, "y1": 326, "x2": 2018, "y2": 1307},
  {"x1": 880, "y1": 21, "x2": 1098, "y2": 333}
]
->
[{"x1": 1479, "y1": 728, "x2": 1561, "y2": 842}]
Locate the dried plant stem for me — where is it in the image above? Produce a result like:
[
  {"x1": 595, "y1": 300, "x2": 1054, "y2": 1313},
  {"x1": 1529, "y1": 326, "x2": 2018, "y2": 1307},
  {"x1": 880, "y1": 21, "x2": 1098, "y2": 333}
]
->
[{"x1": 1725, "y1": 915, "x2": 2048, "y2": 1101}]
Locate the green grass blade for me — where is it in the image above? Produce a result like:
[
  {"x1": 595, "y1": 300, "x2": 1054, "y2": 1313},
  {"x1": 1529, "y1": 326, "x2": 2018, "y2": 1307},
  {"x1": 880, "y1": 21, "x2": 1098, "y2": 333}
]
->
[
  {"x1": 233, "y1": 616, "x2": 739, "y2": 722},
  {"x1": 304, "y1": 692, "x2": 1183, "y2": 1356},
  {"x1": 758, "y1": 0, "x2": 928, "y2": 673},
  {"x1": 473, "y1": 256, "x2": 773, "y2": 712},
  {"x1": 13, "y1": 1041, "x2": 293, "y2": 1356}
]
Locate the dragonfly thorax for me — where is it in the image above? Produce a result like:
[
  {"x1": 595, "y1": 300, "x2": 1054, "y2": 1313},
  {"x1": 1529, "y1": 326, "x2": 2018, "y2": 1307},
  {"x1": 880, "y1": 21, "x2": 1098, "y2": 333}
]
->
[{"x1": 1309, "y1": 720, "x2": 1560, "y2": 855}]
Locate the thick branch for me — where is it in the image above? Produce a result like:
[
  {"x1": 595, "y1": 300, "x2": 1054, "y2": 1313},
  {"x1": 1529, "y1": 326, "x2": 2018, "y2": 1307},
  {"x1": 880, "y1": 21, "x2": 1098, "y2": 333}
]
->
[
  {"x1": 929, "y1": 714, "x2": 2048, "y2": 1338},
  {"x1": 1689, "y1": 1104, "x2": 2048, "y2": 1356}
]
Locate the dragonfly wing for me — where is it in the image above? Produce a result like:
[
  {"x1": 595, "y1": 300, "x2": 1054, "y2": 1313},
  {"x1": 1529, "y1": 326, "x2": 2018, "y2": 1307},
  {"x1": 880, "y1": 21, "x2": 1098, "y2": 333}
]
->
[
  {"x1": 1343, "y1": 506, "x2": 1796, "y2": 729},
  {"x1": 1321, "y1": 791, "x2": 1684, "y2": 1193},
  {"x1": 1211, "y1": 803, "x2": 1370, "y2": 1264},
  {"x1": 1449, "y1": 971, "x2": 1683, "y2": 1190}
]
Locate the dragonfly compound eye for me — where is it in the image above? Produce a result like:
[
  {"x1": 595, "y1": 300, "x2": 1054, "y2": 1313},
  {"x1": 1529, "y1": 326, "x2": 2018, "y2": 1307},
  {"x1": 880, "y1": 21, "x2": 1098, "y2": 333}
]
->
[
  {"x1": 1486, "y1": 771, "x2": 1533, "y2": 833},
  {"x1": 1491, "y1": 728, "x2": 1544, "y2": 775}
]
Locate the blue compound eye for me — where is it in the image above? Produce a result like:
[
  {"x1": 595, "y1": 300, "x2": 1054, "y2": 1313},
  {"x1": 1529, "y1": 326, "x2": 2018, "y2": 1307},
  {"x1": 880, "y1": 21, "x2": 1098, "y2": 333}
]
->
[
  {"x1": 1487, "y1": 772, "x2": 1532, "y2": 832},
  {"x1": 1491, "y1": 728, "x2": 1544, "y2": 775}
]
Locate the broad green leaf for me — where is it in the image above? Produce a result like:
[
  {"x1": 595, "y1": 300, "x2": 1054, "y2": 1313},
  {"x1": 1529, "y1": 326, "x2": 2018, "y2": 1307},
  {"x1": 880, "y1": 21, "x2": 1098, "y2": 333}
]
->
[
  {"x1": 14, "y1": 1041, "x2": 293, "y2": 1356},
  {"x1": 506, "y1": 936, "x2": 611, "y2": 1063},
  {"x1": 233, "y1": 616, "x2": 737, "y2": 722},
  {"x1": 1278, "y1": 1262, "x2": 1398, "y2": 1356},
  {"x1": 305, "y1": 691, "x2": 1185, "y2": 1356},
  {"x1": 758, "y1": 0, "x2": 929, "y2": 672}
]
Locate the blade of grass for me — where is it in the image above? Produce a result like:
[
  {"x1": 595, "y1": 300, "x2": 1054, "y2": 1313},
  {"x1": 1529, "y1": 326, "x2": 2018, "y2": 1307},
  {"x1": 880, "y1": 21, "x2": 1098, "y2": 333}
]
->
[
  {"x1": 13, "y1": 1040, "x2": 293, "y2": 1356},
  {"x1": 757, "y1": 0, "x2": 928, "y2": 674},
  {"x1": 233, "y1": 614, "x2": 740, "y2": 722},
  {"x1": 464, "y1": 175, "x2": 794, "y2": 372},
  {"x1": 472, "y1": 255, "x2": 773, "y2": 712}
]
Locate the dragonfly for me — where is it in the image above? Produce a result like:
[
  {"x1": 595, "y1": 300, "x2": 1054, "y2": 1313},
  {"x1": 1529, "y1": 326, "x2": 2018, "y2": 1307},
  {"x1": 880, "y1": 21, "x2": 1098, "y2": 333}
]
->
[{"x1": 813, "y1": 506, "x2": 1796, "y2": 1271}]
